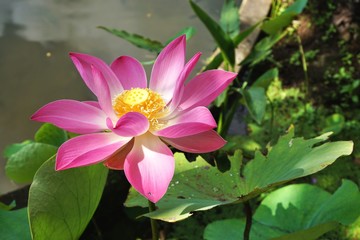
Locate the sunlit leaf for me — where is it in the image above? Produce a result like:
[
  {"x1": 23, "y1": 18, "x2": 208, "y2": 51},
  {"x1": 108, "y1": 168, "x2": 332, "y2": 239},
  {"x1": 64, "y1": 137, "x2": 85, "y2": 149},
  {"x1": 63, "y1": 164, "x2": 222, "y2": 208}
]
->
[
  {"x1": 5, "y1": 143, "x2": 57, "y2": 183},
  {"x1": 98, "y1": 26, "x2": 163, "y2": 53},
  {"x1": 125, "y1": 128, "x2": 353, "y2": 222},
  {"x1": 220, "y1": 0, "x2": 239, "y2": 38},
  {"x1": 190, "y1": 0, "x2": 235, "y2": 67},
  {"x1": 28, "y1": 158, "x2": 108, "y2": 240},
  {"x1": 261, "y1": 12, "x2": 294, "y2": 35},
  {"x1": 3, "y1": 140, "x2": 32, "y2": 159},
  {"x1": 224, "y1": 135, "x2": 262, "y2": 157},
  {"x1": 322, "y1": 113, "x2": 345, "y2": 135},
  {"x1": 0, "y1": 208, "x2": 31, "y2": 240},
  {"x1": 283, "y1": 0, "x2": 308, "y2": 14},
  {"x1": 34, "y1": 123, "x2": 67, "y2": 147},
  {"x1": 204, "y1": 180, "x2": 360, "y2": 240},
  {"x1": 261, "y1": 0, "x2": 308, "y2": 35}
]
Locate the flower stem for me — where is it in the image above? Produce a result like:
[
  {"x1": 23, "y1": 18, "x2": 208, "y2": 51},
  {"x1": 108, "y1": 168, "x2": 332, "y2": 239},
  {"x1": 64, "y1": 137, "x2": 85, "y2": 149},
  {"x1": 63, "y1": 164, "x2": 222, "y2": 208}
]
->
[
  {"x1": 148, "y1": 200, "x2": 159, "y2": 240},
  {"x1": 296, "y1": 33, "x2": 310, "y2": 100},
  {"x1": 243, "y1": 201, "x2": 252, "y2": 240}
]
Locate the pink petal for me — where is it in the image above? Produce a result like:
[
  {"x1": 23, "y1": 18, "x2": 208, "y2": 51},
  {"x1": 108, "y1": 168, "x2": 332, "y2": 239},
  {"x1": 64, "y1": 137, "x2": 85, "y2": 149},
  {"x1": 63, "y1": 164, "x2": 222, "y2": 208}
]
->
[
  {"x1": 56, "y1": 132, "x2": 131, "y2": 170},
  {"x1": 178, "y1": 70, "x2": 237, "y2": 110},
  {"x1": 83, "y1": 101, "x2": 101, "y2": 109},
  {"x1": 124, "y1": 133, "x2": 174, "y2": 203},
  {"x1": 103, "y1": 139, "x2": 134, "y2": 170},
  {"x1": 31, "y1": 99, "x2": 107, "y2": 134},
  {"x1": 154, "y1": 107, "x2": 216, "y2": 138},
  {"x1": 168, "y1": 52, "x2": 202, "y2": 114},
  {"x1": 106, "y1": 112, "x2": 149, "y2": 137},
  {"x1": 111, "y1": 56, "x2": 147, "y2": 90},
  {"x1": 91, "y1": 65, "x2": 118, "y2": 121},
  {"x1": 162, "y1": 130, "x2": 226, "y2": 153},
  {"x1": 70, "y1": 52, "x2": 123, "y2": 98},
  {"x1": 149, "y1": 35, "x2": 186, "y2": 103}
]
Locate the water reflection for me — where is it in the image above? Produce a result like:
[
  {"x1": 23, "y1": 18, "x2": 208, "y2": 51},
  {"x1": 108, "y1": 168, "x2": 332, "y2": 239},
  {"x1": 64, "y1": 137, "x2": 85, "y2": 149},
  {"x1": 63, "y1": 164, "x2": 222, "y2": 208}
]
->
[{"x1": 0, "y1": 0, "x2": 222, "y2": 193}]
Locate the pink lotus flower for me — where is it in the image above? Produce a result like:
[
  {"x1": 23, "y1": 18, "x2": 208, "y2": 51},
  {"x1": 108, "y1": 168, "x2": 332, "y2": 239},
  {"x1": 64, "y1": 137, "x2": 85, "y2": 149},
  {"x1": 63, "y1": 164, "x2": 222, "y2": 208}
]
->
[{"x1": 31, "y1": 35, "x2": 237, "y2": 203}]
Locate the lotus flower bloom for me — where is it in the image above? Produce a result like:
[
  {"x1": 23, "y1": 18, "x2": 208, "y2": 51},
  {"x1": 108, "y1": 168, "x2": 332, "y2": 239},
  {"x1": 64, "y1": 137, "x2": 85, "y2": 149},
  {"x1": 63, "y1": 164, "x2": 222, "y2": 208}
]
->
[{"x1": 31, "y1": 35, "x2": 237, "y2": 203}]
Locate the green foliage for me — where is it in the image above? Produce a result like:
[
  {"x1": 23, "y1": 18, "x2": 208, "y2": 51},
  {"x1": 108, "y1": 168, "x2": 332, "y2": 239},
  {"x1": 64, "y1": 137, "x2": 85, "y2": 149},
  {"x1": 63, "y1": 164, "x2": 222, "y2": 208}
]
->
[
  {"x1": 204, "y1": 180, "x2": 360, "y2": 240},
  {"x1": 242, "y1": 31, "x2": 286, "y2": 66},
  {"x1": 28, "y1": 158, "x2": 108, "y2": 240},
  {"x1": 34, "y1": 123, "x2": 67, "y2": 147},
  {"x1": 167, "y1": 203, "x2": 245, "y2": 239},
  {"x1": 241, "y1": 87, "x2": 267, "y2": 124},
  {"x1": 4, "y1": 124, "x2": 67, "y2": 183},
  {"x1": 262, "y1": 0, "x2": 308, "y2": 35},
  {"x1": 5, "y1": 143, "x2": 57, "y2": 183},
  {"x1": 0, "y1": 208, "x2": 31, "y2": 240},
  {"x1": 219, "y1": 0, "x2": 240, "y2": 38},
  {"x1": 3, "y1": 140, "x2": 32, "y2": 158},
  {"x1": 203, "y1": 22, "x2": 261, "y2": 71},
  {"x1": 189, "y1": 0, "x2": 235, "y2": 67},
  {"x1": 125, "y1": 128, "x2": 352, "y2": 222},
  {"x1": 252, "y1": 67, "x2": 279, "y2": 89},
  {"x1": 98, "y1": 27, "x2": 163, "y2": 53},
  {"x1": 164, "y1": 27, "x2": 196, "y2": 45},
  {"x1": 0, "y1": 201, "x2": 15, "y2": 211}
]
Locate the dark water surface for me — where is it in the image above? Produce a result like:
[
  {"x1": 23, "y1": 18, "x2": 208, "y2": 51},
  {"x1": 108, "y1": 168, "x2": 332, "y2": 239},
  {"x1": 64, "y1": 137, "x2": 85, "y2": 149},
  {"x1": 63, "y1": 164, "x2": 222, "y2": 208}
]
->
[{"x1": 0, "y1": 0, "x2": 223, "y2": 193}]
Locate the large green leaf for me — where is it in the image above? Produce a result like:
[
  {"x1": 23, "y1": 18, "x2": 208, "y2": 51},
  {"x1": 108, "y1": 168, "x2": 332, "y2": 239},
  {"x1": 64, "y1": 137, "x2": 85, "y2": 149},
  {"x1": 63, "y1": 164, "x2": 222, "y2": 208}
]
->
[
  {"x1": 34, "y1": 123, "x2": 67, "y2": 147},
  {"x1": 190, "y1": 0, "x2": 235, "y2": 67},
  {"x1": 204, "y1": 180, "x2": 360, "y2": 240},
  {"x1": 5, "y1": 143, "x2": 57, "y2": 183},
  {"x1": 28, "y1": 158, "x2": 108, "y2": 240},
  {"x1": 125, "y1": 128, "x2": 353, "y2": 222},
  {"x1": 204, "y1": 218, "x2": 338, "y2": 240},
  {"x1": 98, "y1": 26, "x2": 164, "y2": 53},
  {"x1": 0, "y1": 208, "x2": 31, "y2": 240}
]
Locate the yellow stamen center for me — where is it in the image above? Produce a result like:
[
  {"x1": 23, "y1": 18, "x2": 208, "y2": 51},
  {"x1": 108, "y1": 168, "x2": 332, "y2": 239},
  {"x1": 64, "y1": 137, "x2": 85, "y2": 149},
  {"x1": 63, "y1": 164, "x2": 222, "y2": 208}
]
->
[{"x1": 113, "y1": 88, "x2": 167, "y2": 130}]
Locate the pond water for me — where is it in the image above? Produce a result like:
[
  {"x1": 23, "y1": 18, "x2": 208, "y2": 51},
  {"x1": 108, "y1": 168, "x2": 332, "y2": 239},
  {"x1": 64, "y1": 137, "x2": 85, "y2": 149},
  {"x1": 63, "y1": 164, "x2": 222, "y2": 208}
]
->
[{"x1": 0, "y1": 0, "x2": 224, "y2": 193}]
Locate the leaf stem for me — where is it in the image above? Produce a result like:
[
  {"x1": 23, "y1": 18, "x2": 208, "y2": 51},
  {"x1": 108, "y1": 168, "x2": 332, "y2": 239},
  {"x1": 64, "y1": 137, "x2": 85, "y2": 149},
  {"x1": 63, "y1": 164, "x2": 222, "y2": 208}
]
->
[
  {"x1": 148, "y1": 200, "x2": 159, "y2": 240},
  {"x1": 296, "y1": 33, "x2": 310, "y2": 100},
  {"x1": 243, "y1": 201, "x2": 252, "y2": 240}
]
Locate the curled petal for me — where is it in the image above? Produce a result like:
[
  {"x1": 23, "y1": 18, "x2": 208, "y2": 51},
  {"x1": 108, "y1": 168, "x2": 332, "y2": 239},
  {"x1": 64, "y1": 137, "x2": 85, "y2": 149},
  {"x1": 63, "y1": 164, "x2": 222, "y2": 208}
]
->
[
  {"x1": 31, "y1": 99, "x2": 107, "y2": 134},
  {"x1": 111, "y1": 56, "x2": 147, "y2": 90},
  {"x1": 149, "y1": 35, "x2": 186, "y2": 103},
  {"x1": 56, "y1": 132, "x2": 131, "y2": 170},
  {"x1": 124, "y1": 133, "x2": 174, "y2": 203},
  {"x1": 70, "y1": 52, "x2": 123, "y2": 98},
  {"x1": 179, "y1": 70, "x2": 237, "y2": 110},
  {"x1": 106, "y1": 112, "x2": 149, "y2": 137},
  {"x1": 154, "y1": 107, "x2": 216, "y2": 138},
  {"x1": 104, "y1": 139, "x2": 134, "y2": 170},
  {"x1": 162, "y1": 130, "x2": 226, "y2": 153},
  {"x1": 168, "y1": 52, "x2": 202, "y2": 114},
  {"x1": 91, "y1": 66, "x2": 118, "y2": 121}
]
